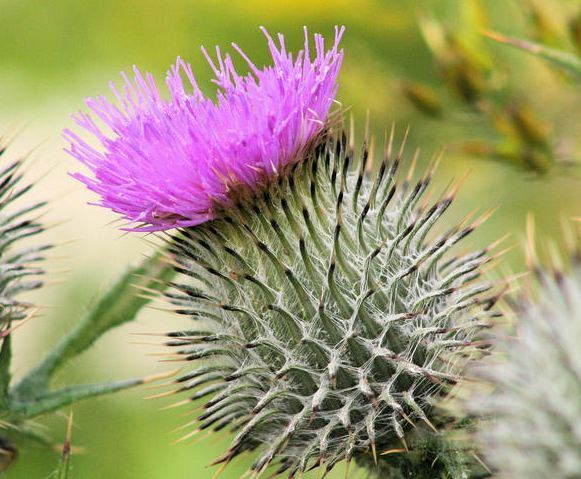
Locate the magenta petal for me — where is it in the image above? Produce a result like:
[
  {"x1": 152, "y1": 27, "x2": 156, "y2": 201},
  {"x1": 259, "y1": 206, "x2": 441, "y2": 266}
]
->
[{"x1": 65, "y1": 27, "x2": 344, "y2": 231}]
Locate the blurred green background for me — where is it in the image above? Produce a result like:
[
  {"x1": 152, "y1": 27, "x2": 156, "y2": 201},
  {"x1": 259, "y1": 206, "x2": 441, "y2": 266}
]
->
[{"x1": 1, "y1": 0, "x2": 579, "y2": 477}]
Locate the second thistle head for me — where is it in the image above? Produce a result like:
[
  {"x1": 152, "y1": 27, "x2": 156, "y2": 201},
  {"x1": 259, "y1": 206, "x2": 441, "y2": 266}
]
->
[{"x1": 471, "y1": 236, "x2": 581, "y2": 479}]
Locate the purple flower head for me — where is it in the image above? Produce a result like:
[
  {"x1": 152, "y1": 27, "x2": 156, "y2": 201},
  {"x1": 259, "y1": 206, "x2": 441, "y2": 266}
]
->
[{"x1": 65, "y1": 27, "x2": 344, "y2": 231}]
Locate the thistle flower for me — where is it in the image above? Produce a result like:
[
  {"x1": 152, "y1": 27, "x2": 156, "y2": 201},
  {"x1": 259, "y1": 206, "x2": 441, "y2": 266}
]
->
[
  {"x1": 64, "y1": 27, "x2": 344, "y2": 231},
  {"x1": 160, "y1": 131, "x2": 499, "y2": 477},
  {"x1": 472, "y1": 249, "x2": 581, "y2": 479},
  {"x1": 65, "y1": 28, "x2": 499, "y2": 476}
]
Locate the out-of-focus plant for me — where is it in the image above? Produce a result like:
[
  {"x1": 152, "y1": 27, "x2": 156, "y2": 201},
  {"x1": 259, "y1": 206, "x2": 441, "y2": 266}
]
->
[
  {"x1": 470, "y1": 224, "x2": 581, "y2": 478},
  {"x1": 0, "y1": 140, "x2": 174, "y2": 471},
  {"x1": 401, "y1": 0, "x2": 579, "y2": 175},
  {"x1": 483, "y1": 31, "x2": 581, "y2": 79}
]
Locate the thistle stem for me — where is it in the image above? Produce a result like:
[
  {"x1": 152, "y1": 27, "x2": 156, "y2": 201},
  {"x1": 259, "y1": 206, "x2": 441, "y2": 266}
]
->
[{"x1": 10, "y1": 252, "x2": 174, "y2": 403}]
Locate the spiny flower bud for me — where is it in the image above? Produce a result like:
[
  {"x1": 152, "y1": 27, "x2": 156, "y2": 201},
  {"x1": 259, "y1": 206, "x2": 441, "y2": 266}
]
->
[
  {"x1": 0, "y1": 141, "x2": 49, "y2": 328},
  {"x1": 472, "y1": 250, "x2": 581, "y2": 479},
  {"x1": 161, "y1": 130, "x2": 499, "y2": 477}
]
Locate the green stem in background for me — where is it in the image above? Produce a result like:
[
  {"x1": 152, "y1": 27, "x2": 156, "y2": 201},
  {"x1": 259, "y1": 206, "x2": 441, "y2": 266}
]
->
[
  {"x1": 483, "y1": 30, "x2": 581, "y2": 79},
  {"x1": 10, "y1": 251, "x2": 175, "y2": 407}
]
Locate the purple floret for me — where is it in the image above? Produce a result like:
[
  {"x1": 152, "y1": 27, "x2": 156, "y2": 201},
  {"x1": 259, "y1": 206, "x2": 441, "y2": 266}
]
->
[{"x1": 64, "y1": 27, "x2": 344, "y2": 231}]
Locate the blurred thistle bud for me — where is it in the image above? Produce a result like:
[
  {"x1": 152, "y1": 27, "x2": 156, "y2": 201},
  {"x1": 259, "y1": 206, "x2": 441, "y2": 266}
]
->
[
  {"x1": 507, "y1": 101, "x2": 550, "y2": 149},
  {"x1": 471, "y1": 234, "x2": 581, "y2": 479},
  {"x1": 456, "y1": 139, "x2": 553, "y2": 175},
  {"x1": 441, "y1": 40, "x2": 488, "y2": 106},
  {"x1": 401, "y1": 81, "x2": 443, "y2": 117},
  {"x1": 462, "y1": 101, "x2": 555, "y2": 174},
  {"x1": 569, "y1": 10, "x2": 581, "y2": 54},
  {"x1": 516, "y1": 148, "x2": 553, "y2": 174},
  {"x1": 456, "y1": 140, "x2": 497, "y2": 159},
  {"x1": 520, "y1": 0, "x2": 561, "y2": 47},
  {"x1": 419, "y1": 15, "x2": 491, "y2": 107}
]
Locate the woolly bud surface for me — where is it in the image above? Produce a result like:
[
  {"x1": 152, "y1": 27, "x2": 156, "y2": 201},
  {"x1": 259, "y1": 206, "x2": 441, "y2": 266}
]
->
[{"x1": 161, "y1": 131, "x2": 498, "y2": 477}]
